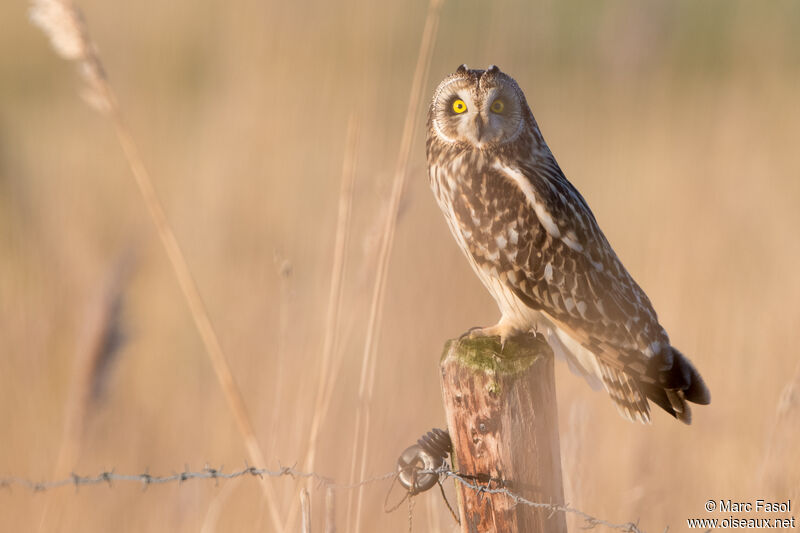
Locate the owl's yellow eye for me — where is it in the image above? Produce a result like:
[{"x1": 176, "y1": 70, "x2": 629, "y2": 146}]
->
[
  {"x1": 452, "y1": 99, "x2": 467, "y2": 114},
  {"x1": 490, "y1": 99, "x2": 505, "y2": 114}
]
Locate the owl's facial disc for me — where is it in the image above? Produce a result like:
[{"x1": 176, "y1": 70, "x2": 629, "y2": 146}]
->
[{"x1": 431, "y1": 67, "x2": 525, "y2": 149}]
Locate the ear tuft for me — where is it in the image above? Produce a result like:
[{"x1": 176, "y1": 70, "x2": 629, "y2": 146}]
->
[
  {"x1": 486, "y1": 65, "x2": 499, "y2": 74},
  {"x1": 456, "y1": 64, "x2": 468, "y2": 74}
]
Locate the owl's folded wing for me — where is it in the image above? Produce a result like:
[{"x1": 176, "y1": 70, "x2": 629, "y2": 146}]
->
[{"x1": 486, "y1": 160, "x2": 666, "y2": 368}]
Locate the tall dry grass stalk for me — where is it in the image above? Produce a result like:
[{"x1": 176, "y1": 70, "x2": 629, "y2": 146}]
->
[
  {"x1": 562, "y1": 401, "x2": 589, "y2": 533},
  {"x1": 29, "y1": 2, "x2": 284, "y2": 531},
  {"x1": 305, "y1": 114, "x2": 359, "y2": 474},
  {"x1": 300, "y1": 489, "x2": 311, "y2": 533},
  {"x1": 759, "y1": 363, "x2": 800, "y2": 499},
  {"x1": 282, "y1": 115, "x2": 359, "y2": 533},
  {"x1": 200, "y1": 476, "x2": 242, "y2": 533},
  {"x1": 266, "y1": 252, "x2": 292, "y2": 462},
  {"x1": 346, "y1": 0, "x2": 444, "y2": 531}
]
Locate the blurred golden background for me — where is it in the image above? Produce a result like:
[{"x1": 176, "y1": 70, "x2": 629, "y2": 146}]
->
[{"x1": 1, "y1": 0, "x2": 799, "y2": 531}]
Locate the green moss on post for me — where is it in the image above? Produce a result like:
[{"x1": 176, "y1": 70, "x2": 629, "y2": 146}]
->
[{"x1": 442, "y1": 334, "x2": 552, "y2": 393}]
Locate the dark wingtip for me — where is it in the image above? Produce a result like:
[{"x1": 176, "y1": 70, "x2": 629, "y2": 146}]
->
[
  {"x1": 642, "y1": 347, "x2": 710, "y2": 423},
  {"x1": 672, "y1": 348, "x2": 711, "y2": 405},
  {"x1": 647, "y1": 347, "x2": 711, "y2": 406},
  {"x1": 685, "y1": 368, "x2": 711, "y2": 405}
]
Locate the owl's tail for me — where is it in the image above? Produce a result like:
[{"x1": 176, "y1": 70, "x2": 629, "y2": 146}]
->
[{"x1": 640, "y1": 346, "x2": 711, "y2": 424}]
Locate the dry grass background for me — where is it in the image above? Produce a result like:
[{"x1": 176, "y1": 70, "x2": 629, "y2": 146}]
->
[{"x1": 1, "y1": 0, "x2": 799, "y2": 531}]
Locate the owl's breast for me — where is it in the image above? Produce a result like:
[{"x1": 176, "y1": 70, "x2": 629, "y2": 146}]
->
[
  {"x1": 430, "y1": 156, "x2": 547, "y2": 332},
  {"x1": 431, "y1": 155, "x2": 537, "y2": 261},
  {"x1": 429, "y1": 152, "x2": 546, "y2": 301}
]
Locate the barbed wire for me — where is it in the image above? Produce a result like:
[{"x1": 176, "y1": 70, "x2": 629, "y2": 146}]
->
[
  {"x1": 1, "y1": 464, "x2": 647, "y2": 532},
  {"x1": 435, "y1": 467, "x2": 647, "y2": 533},
  {"x1": 0, "y1": 464, "x2": 393, "y2": 493}
]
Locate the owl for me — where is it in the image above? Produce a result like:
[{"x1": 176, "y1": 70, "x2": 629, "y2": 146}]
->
[{"x1": 426, "y1": 65, "x2": 710, "y2": 424}]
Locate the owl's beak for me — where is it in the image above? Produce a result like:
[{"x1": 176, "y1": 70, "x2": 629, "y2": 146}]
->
[{"x1": 474, "y1": 114, "x2": 486, "y2": 142}]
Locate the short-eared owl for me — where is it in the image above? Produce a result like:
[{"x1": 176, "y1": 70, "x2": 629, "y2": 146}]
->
[{"x1": 427, "y1": 65, "x2": 710, "y2": 424}]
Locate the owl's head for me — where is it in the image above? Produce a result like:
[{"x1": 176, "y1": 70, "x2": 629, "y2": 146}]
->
[{"x1": 428, "y1": 65, "x2": 533, "y2": 150}]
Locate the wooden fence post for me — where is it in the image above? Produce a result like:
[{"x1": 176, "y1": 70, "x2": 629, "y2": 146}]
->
[{"x1": 439, "y1": 333, "x2": 567, "y2": 533}]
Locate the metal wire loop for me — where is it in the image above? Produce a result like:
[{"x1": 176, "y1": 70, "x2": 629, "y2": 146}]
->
[{"x1": 395, "y1": 428, "x2": 452, "y2": 494}]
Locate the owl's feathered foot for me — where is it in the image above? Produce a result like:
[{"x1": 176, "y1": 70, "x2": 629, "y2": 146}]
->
[{"x1": 459, "y1": 321, "x2": 526, "y2": 350}]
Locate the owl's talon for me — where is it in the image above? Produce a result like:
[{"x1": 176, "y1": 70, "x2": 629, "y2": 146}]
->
[{"x1": 459, "y1": 326, "x2": 488, "y2": 341}]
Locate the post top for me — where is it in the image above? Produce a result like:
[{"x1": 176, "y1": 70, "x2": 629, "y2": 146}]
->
[{"x1": 441, "y1": 332, "x2": 553, "y2": 376}]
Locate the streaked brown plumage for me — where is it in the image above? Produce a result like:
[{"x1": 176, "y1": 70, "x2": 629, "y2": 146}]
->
[{"x1": 427, "y1": 65, "x2": 710, "y2": 423}]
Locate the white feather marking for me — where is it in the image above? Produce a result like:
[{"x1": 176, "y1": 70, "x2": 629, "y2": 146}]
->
[
  {"x1": 508, "y1": 225, "x2": 519, "y2": 245},
  {"x1": 493, "y1": 162, "x2": 562, "y2": 238},
  {"x1": 563, "y1": 230, "x2": 583, "y2": 252},
  {"x1": 576, "y1": 300, "x2": 588, "y2": 317},
  {"x1": 496, "y1": 235, "x2": 507, "y2": 249},
  {"x1": 544, "y1": 262, "x2": 553, "y2": 282},
  {"x1": 538, "y1": 210, "x2": 561, "y2": 238},
  {"x1": 596, "y1": 299, "x2": 608, "y2": 318}
]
